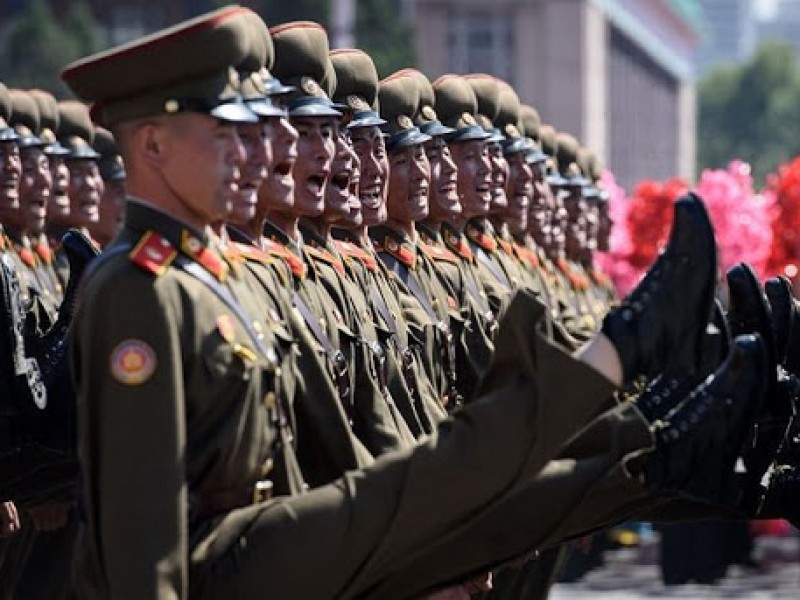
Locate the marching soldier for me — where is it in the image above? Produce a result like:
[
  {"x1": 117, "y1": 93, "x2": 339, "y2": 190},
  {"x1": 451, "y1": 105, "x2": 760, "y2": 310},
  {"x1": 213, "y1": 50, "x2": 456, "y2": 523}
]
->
[{"x1": 90, "y1": 126, "x2": 127, "y2": 246}]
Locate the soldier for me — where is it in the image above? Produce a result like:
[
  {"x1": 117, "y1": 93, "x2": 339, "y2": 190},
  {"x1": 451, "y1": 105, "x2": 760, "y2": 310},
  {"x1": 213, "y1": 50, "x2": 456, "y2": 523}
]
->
[
  {"x1": 328, "y1": 49, "x2": 444, "y2": 436},
  {"x1": 270, "y1": 21, "x2": 413, "y2": 454},
  {"x1": 65, "y1": 8, "x2": 765, "y2": 599},
  {"x1": 90, "y1": 126, "x2": 126, "y2": 246},
  {"x1": 371, "y1": 70, "x2": 464, "y2": 410}
]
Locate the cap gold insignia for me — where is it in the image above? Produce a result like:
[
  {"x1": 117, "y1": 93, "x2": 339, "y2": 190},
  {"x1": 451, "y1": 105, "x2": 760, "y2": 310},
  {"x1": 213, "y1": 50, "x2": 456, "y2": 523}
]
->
[
  {"x1": 387, "y1": 238, "x2": 399, "y2": 252},
  {"x1": 461, "y1": 112, "x2": 476, "y2": 126},
  {"x1": 347, "y1": 95, "x2": 369, "y2": 110},
  {"x1": 505, "y1": 124, "x2": 520, "y2": 137},
  {"x1": 421, "y1": 105, "x2": 437, "y2": 121},
  {"x1": 397, "y1": 115, "x2": 413, "y2": 130},
  {"x1": 164, "y1": 99, "x2": 180, "y2": 114},
  {"x1": 301, "y1": 76, "x2": 320, "y2": 96},
  {"x1": 110, "y1": 339, "x2": 156, "y2": 385}
]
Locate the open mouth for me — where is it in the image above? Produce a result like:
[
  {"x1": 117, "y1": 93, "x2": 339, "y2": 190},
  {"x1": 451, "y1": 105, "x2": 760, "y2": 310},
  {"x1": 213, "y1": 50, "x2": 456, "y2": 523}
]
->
[
  {"x1": 272, "y1": 157, "x2": 295, "y2": 180},
  {"x1": 360, "y1": 182, "x2": 382, "y2": 209},
  {"x1": 305, "y1": 171, "x2": 328, "y2": 197},
  {"x1": 330, "y1": 168, "x2": 352, "y2": 192}
]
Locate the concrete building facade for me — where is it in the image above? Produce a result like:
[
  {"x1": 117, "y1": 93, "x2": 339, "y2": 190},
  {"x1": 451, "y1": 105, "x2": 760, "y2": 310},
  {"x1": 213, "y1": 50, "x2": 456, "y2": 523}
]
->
[
  {"x1": 696, "y1": 0, "x2": 756, "y2": 74},
  {"x1": 411, "y1": 0, "x2": 701, "y2": 190}
]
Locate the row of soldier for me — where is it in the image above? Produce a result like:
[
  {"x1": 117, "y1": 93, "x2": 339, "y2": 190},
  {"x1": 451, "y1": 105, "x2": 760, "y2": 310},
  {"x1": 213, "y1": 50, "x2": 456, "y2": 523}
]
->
[{"x1": 1, "y1": 6, "x2": 798, "y2": 600}]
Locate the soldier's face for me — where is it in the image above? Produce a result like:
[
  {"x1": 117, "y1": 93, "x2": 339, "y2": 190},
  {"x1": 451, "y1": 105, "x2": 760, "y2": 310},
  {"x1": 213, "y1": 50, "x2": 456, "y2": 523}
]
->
[
  {"x1": 324, "y1": 129, "x2": 360, "y2": 225},
  {"x1": 505, "y1": 152, "x2": 531, "y2": 235},
  {"x1": 290, "y1": 116, "x2": 335, "y2": 218},
  {"x1": 488, "y1": 142, "x2": 508, "y2": 215},
  {"x1": 350, "y1": 125, "x2": 388, "y2": 226},
  {"x1": 259, "y1": 116, "x2": 297, "y2": 214},
  {"x1": 386, "y1": 143, "x2": 429, "y2": 224},
  {"x1": 230, "y1": 122, "x2": 268, "y2": 225},
  {"x1": 0, "y1": 142, "x2": 21, "y2": 221},
  {"x1": 67, "y1": 159, "x2": 104, "y2": 227},
  {"x1": 19, "y1": 147, "x2": 51, "y2": 235},
  {"x1": 47, "y1": 155, "x2": 70, "y2": 225},
  {"x1": 92, "y1": 178, "x2": 126, "y2": 245},
  {"x1": 147, "y1": 113, "x2": 244, "y2": 227},
  {"x1": 424, "y1": 138, "x2": 460, "y2": 221},
  {"x1": 450, "y1": 139, "x2": 491, "y2": 219}
]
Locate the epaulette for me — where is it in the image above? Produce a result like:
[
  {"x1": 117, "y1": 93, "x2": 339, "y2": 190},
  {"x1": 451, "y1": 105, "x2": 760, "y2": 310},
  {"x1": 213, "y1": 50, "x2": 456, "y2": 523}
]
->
[
  {"x1": 466, "y1": 225, "x2": 497, "y2": 252},
  {"x1": 376, "y1": 236, "x2": 416, "y2": 268},
  {"x1": 34, "y1": 241, "x2": 53, "y2": 264},
  {"x1": 13, "y1": 243, "x2": 37, "y2": 268},
  {"x1": 333, "y1": 240, "x2": 378, "y2": 272},
  {"x1": 129, "y1": 230, "x2": 177, "y2": 276},
  {"x1": 497, "y1": 237, "x2": 514, "y2": 256},
  {"x1": 180, "y1": 231, "x2": 228, "y2": 282},
  {"x1": 419, "y1": 242, "x2": 459, "y2": 264},
  {"x1": 262, "y1": 238, "x2": 307, "y2": 279},
  {"x1": 232, "y1": 241, "x2": 273, "y2": 265},
  {"x1": 516, "y1": 244, "x2": 540, "y2": 269},
  {"x1": 304, "y1": 244, "x2": 345, "y2": 276},
  {"x1": 443, "y1": 231, "x2": 473, "y2": 260}
]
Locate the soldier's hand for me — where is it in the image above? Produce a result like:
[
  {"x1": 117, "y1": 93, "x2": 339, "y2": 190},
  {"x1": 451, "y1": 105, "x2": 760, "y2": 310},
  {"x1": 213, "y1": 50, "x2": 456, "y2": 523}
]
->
[
  {"x1": 1, "y1": 501, "x2": 20, "y2": 536},
  {"x1": 29, "y1": 502, "x2": 71, "y2": 532}
]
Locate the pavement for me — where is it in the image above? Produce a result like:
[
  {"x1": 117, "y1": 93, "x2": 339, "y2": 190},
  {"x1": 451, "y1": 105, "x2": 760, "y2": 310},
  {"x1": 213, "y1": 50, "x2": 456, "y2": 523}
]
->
[{"x1": 550, "y1": 532, "x2": 800, "y2": 599}]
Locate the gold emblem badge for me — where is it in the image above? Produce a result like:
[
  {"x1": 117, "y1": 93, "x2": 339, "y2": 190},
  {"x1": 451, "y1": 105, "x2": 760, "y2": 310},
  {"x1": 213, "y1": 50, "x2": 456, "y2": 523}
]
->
[
  {"x1": 461, "y1": 112, "x2": 476, "y2": 126},
  {"x1": 347, "y1": 95, "x2": 369, "y2": 111},
  {"x1": 164, "y1": 99, "x2": 179, "y2": 114},
  {"x1": 301, "y1": 76, "x2": 321, "y2": 96},
  {"x1": 387, "y1": 238, "x2": 399, "y2": 252},
  {"x1": 110, "y1": 339, "x2": 157, "y2": 385},
  {"x1": 421, "y1": 105, "x2": 437, "y2": 121},
  {"x1": 505, "y1": 124, "x2": 520, "y2": 138},
  {"x1": 397, "y1": 115, "x2": 413, "y2": 130}
]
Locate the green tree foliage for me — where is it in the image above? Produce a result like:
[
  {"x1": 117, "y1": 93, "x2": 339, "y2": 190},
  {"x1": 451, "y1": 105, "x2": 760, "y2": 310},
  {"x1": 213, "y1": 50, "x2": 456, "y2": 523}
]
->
[
  {"x1": 355, "y1": 0, "x2": 415, "y2": 78},
  {"x1": 0, "y1": 0, "x2": 102, "y2": 98},
  {"x1": 698, "y1": 41, "x2": 800, "y2": 184}
]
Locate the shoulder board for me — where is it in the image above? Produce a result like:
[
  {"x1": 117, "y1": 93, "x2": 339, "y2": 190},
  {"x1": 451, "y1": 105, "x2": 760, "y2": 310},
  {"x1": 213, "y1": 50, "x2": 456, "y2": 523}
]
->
[
  {"x1": 419, "y1": 242, "x2": 459, "y2": 264},
  {"x1": 261, "y1": 239, "x2": 306, "y2": 279},
  {"x1": 34, "y1": 242, "x2": 53, "y2": 264},
  {"x1": 375, "y1": 236, "x2": 416, "y2": 269},
  {"x1": 129, "y1": 231, "x2": 177, "y2": 276},
  {"x1": 14, "y1": 244, "x2": 36, "y2": 268},
  {"x1": 497, "y1": 238, "x2": 514, "y2": 255},
  {"x1": 333, "y1": 240, "x2": 378, "y2": 271},
  {"x1": 305, "y1": 245, "x2": 345, "y2": 276},
  {"x1": 232, "y1": 241, "x2": 273, "y2": 265}
]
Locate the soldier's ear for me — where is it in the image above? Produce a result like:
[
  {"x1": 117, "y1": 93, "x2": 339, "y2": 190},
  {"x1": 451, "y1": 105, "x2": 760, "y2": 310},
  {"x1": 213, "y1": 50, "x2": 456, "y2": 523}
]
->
[{"x1": 138, "y1": 122, "x2": 165, "y2": 166}]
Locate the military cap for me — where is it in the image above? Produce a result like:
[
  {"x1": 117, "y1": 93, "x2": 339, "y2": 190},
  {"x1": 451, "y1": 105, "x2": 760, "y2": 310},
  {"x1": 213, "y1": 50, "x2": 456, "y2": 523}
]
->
[
  {"x1": 432, "y1": 74, "x2": 489, "y2": 143},
  {"x1": 236, "y1": 13, "x2": 286, "y2": 119},
  {"x1": 492, "y1": 81, "x2": 529, "y2": 155},
  {"x1": 518, "y1": 104, "x2": 541, "y2": 141},
  {"x1": 577, "y1": 147, "x2": 601, "y2": 199},
  {"x1": 94, "y1": 126, "x2": 126, "y2": 182},
  {"x1": 28, "y1": 89, "x2": 71, "y2": 157},
  {"x1": 398, "y1": 69, "x2": 452, "y2": 137},
  {"x1": 240, "y1": 11, "x2": 294, "y2": 97},
  {"x1": 378, "y1": 71, "x2": 430, "y2": 151},
  {"x1": 463, "y1": 74, "x2": 503, "y2": 142},
  {"x1": 270, "y1": 21, "x2": 341, "y2": 118},
  {"x1": 9, "y1": 90, "x2": 43, "y2": 148},
  {"x1": 0, "y1": 84, "x2": 19, "y2": 142},
  {"x1": 61, "y1": 6, "x2": 258, "y2": 127},
  {"x1": 58, "y1": 101, "x2": 101, "y2": 159},
  {"x1": 555, "y1": 132, "x2": 582, "y2": 179},
  {"x1": 329, "y1": 49, "x2": 385, "y2": 129},
  {"x1": 539, "y1": 124, "x2": 567, "y2": 187}
]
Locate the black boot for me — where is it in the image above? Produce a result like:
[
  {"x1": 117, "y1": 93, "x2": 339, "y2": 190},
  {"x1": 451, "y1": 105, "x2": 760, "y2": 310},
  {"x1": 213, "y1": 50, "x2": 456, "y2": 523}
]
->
[
  {"x1": 636, "y1": 299, "x2": 730, "y2": 424},
  {"x1": 726, "y1": 263, "x2": 794, "y2": 509},
  {"x1": 765, "y1": 275, "x2": 795, "y2": 367},
  {"x1": 640, "y1": 335, "x2": 767, "y2": 506},
  {"x1": 601, "y1": 193, "x2": 717, "y2": 384}
]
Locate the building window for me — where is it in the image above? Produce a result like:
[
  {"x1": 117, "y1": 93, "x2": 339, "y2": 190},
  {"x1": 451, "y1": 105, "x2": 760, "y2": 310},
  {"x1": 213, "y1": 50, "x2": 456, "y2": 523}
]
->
[{"x1": 448, "y1": 13, "x2": 514, "y2": 83}]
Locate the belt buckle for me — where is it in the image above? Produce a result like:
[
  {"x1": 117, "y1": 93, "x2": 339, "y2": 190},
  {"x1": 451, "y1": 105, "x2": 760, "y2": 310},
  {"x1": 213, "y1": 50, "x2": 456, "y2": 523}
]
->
[{"x1": 253, "y1": 479, "x2": 274, "y2": 504}]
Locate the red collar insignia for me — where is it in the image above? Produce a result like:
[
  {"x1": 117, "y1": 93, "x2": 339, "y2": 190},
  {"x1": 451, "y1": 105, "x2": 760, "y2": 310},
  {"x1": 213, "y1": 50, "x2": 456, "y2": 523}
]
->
[{"x1": 129, "y1": 231, "x2": 177, "y2": 276}]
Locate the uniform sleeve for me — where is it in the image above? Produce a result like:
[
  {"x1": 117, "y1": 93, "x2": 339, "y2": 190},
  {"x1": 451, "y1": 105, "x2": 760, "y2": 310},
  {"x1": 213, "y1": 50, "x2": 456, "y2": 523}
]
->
[{"x1": 74, "y1": 268, "x2": 187, "y2": 600}]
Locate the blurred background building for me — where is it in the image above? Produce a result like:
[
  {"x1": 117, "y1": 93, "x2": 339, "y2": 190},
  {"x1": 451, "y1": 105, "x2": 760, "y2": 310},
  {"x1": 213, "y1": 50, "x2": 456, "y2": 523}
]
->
[
  {"x1": 696, "y1": 0, "x2": 757, "y2": 73},
  {"x1": 412, "y1": 0, "x2": 701, "y2": 191}
]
